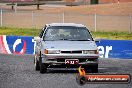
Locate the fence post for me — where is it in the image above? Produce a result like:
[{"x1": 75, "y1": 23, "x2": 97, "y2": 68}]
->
[
  {"x1": 32, "y1": 11, "x2": 34, "y2": 27},
  {"x1": 129, "y1": 15, "x2": 132, "y2": 33},
  {"x1": 0, "y1": 10, "x2": 2, "y2": 27},
  {"x1": 15, "y1": 3, "x2": 17, "y2": 13},
  {"x1": 94, "y1": 13, "x2": 97, "y2": 32},
  {"x1": 62, "y1": 12, "x2": 65, "y2": 23}
]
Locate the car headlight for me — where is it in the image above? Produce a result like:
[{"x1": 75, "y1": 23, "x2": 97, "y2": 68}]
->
[
  {"x1": 44, "y1": 49, "x2": 60, "y2": 54},
  {"x1": 83, "y1": 50, "x2": 97, "y2": 54}
]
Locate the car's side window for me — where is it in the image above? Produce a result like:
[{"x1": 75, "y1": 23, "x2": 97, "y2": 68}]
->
[
  {"x1": 39, "y1": 26, "x2": 46, "y2": 38},
  {"x1": 39, "y1": 30, "x2": 44, "y2": 38}
]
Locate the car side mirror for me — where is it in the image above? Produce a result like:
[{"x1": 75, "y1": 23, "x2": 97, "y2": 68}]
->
[{"x1": 34, "y1": 37, "x2": 42, "y2": 42}]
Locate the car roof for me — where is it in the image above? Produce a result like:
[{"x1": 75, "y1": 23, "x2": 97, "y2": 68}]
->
[{"x1": 46, "y1": 23, "x2": 86, "y2": 27}]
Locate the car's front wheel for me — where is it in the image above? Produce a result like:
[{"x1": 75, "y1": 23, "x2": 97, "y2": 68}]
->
[
  {"x1": 39, "y1": 53, "x2": 47, "y2": 73},
  {"x1": 84, "y1": 64, "x2": 98, "y2": 73},
  {"x1": 91, "y1": 64, "x2": 98, "y2": 73},
  {"x1": 34, "y1": 56, "x2": 40, "y2": 71},
  {"x1": 40, "y1": 63, "x2": 47, "y2": 73}
]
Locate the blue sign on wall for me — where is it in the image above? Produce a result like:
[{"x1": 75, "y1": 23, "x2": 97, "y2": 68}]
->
[
  {"x1": 1, "y1": 35, "x2": 36, "y2": 54},
  {"x1": 1, "y1": 35, "x2": 132, "y2": 59},
  {"x1": 96, "y1": 39, "x2": 132, "y2": 59}
]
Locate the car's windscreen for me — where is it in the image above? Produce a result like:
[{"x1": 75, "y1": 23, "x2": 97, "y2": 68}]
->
[{"x1": 43, "y1": 26, "x2": 93, "y2": 41}]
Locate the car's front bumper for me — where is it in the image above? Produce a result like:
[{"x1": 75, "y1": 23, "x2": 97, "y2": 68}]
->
[{"x1": 41, "y1": 54, "x2": 98, "y2": 65}]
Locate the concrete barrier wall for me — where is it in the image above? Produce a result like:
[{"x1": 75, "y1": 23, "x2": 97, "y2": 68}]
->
[{"x1": 0, "y1": 35, "x2": 132, "y2": 59}]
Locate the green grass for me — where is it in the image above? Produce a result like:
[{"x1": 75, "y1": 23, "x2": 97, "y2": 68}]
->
[
  {"x1": 0, "y1": 27, "x2": 132, "y2": 40},
  {"x1": 92, "y1": 31, "x2": 132, "y2": 40},
  {"x1": 0, "y1": 27, "x2": 41, "y2": 37}
]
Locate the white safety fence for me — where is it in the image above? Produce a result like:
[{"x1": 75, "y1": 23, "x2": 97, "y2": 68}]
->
[{"x1": 0, "y1": 9, "x2": 132, "y2": 33}]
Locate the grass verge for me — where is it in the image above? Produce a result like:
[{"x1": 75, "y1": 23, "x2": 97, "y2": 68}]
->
[
  {"x1": 0, "y1": 27, "x2": 41, "y2": 37},
  {"x1": 0, "y1": 27, "x2": 132, "y2": 40},
  {"x1": 92, "y1": 31, "x2": 132, "y2": 40}
]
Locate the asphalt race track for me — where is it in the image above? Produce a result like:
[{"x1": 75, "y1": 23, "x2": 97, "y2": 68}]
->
[{"x1": 0, "y1": 54, "x2": 132, "y2": 88}]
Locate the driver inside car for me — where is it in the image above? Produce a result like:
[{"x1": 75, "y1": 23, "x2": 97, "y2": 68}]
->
[{"x1": 48, "y1": 29, "x2": 60, "y2": 40}]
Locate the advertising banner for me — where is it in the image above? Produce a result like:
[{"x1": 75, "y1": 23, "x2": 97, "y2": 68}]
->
[
  {"x1": 0, "y1": 35, "x2": 35, "y2": 54},
  {"x1": 96, "y1": 39, "x2": 132, "y2": 59},
  {"x1": 0, "y1": 35, "x2": 132, "y2": 59}
]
